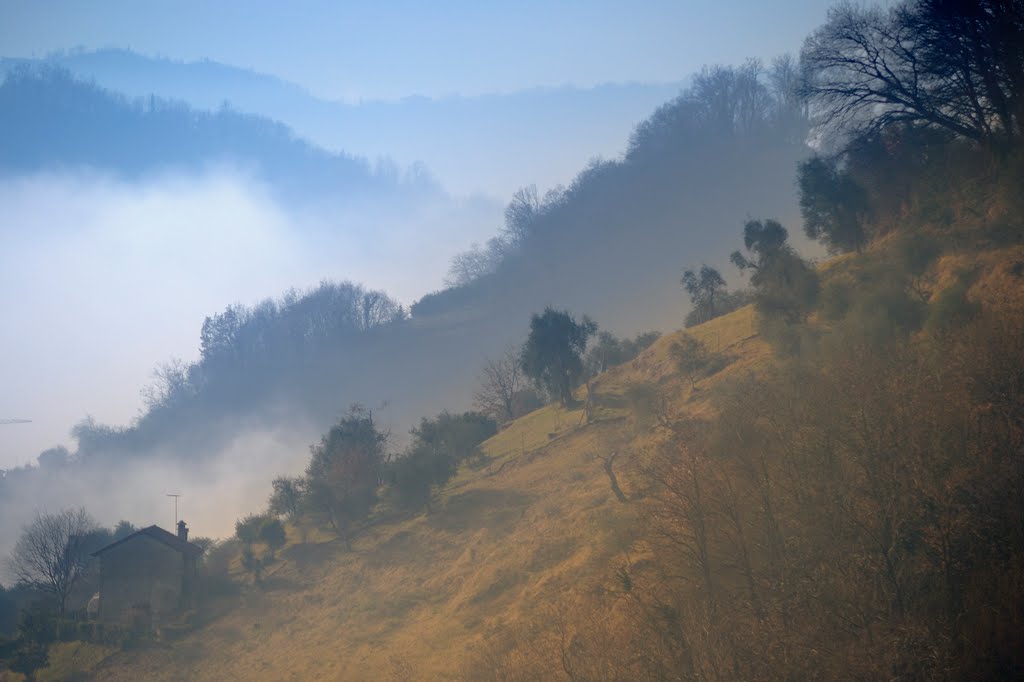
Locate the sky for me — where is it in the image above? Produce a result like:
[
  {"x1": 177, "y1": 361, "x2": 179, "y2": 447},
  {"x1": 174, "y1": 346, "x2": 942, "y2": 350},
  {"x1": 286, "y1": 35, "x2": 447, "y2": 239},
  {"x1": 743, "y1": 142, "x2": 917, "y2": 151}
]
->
[{"x1": 0, "y1": 0, "x2": 831, "y2": 102}]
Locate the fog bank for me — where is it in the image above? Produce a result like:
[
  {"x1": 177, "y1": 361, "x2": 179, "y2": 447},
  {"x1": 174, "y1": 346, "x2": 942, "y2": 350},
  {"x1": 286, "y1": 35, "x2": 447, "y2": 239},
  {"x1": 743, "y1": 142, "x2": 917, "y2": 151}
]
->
[{"x1": 0, "y1": 167, "x2": 500, "y2": 470}]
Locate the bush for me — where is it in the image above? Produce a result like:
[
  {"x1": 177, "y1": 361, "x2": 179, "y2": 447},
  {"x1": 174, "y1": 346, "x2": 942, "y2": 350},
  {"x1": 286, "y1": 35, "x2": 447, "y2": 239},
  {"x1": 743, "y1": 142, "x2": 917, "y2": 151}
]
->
[
  {"x1": 411, "y1": 411, "x2": 497, "y2": 464},
  {"x1": 240, "y1": 546, "x2": 262, "y2": 583},
  {"x1": 386, "y1": 447, "x2": 454, "y2": 512},
  {"x1": 670, "y1": 335, "x2": 724, "y2": 388},
  {"x1": 258, "y1": 518, "x2": 286, "y2": 558},
  {"x1": 268, "y1": 476, "x2": 305, "y2": 521},
  {"x1": 684, "y1": 289, "x2": 753, "y2": 328},
  {"x1": 584, "y1": 330, "x2": 661, "y2": 378},
  {"x1": 234, "y1": 514, "x2": 267, "y2": 546},
  {"x1": 304, "y1": 405, "x2": 386, "y2": 546}
]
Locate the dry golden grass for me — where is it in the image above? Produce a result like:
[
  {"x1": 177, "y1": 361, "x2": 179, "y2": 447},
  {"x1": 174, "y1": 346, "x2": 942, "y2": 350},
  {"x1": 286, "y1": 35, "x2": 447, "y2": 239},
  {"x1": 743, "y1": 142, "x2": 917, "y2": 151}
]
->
[
  {"x1": 56, "y1": 237, "x2": 1024, "y2": 678},
  {"x1": 32, "y1": 642, "x2": 116, "y2": 682},
  {"x1": 66, "y1": 306, "x2": 767, "y2": 681}
]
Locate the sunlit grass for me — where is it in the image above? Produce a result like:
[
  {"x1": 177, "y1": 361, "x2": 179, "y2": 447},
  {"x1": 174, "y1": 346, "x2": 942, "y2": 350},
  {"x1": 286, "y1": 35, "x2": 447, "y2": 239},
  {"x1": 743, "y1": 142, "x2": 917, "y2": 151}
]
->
[
  {"x1": 59, "y1": 305, "x2": 772, "y2": 681},
  {"x1": 34, "y1": 641, "x2": 117, "y2": 682}
]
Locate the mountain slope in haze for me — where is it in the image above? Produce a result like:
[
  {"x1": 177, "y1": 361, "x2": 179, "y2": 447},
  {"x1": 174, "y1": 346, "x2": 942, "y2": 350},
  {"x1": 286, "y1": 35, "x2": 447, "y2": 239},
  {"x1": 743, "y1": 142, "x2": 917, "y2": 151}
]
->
[
  {"x1": 1, "y1": 49, "x2": 684, "y2": 196},
  {"x1": 33, "y1": 217, "x2": 1024, "y2": 680},
  {"x1": 0, "y1": 61, "x2": 810, "y2": 560},
  {"x1": 0, "y1": 66, "x2": 438, "y2": 204},
  {"x1": 65, "y1": 60, "x2": 809, "y2": 455},
  {"x1": 57, "y1": 306, "x2": 769, "y2": 682}
]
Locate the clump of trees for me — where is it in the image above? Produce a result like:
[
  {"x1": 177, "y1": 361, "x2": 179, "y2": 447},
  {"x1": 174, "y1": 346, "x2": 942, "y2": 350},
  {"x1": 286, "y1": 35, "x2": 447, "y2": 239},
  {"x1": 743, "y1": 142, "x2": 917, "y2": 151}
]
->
[
  {"x1": 268, "y1": 476, "x2": 305, "y2": 521},
  {"x1": 797, "y1": 155, "x2": 870, "y2": 253},
  {"x1": 520, "y1": 307, "x2": 598, "y2": 405},
  {"x1": 583, "y1": 330, "x2": 661, "y2": 379},
  {"x1": 446, "y1": 185, "x2": 566, "y2": 287},
  {"x1": 385, "y1": 412, "x2": 496, "y2": 512},
  {"x1": 259, "y1": 410, "x2": 497, "y2": 542},
  {"x1": 794, "y1": 0, "x2": 1024, "y2": 255},
  {"x1": 730, "y1": 219, "x2": 820, "y2": 353},
  {"x1": 258, "y1": 519, "x2": 286, "y2": 559},
  {"x1": 234, "y1": 514, "x2": 286, "y2": 560},
  {"x1": 801, "y1": 0, "x2": 1024, "y2": 149},
  {"x1": 234, "y1": 514, "x2": 265, "y2": 546},
  {"x1": 64, "y1": 279, "x2": 408, "y2": 463},
  {"x1": 303, "y1": 406, "x2": 387, "y2": 549},
  {"x1": 680, "y1": 264, "x2": 752, "y2": 327}
]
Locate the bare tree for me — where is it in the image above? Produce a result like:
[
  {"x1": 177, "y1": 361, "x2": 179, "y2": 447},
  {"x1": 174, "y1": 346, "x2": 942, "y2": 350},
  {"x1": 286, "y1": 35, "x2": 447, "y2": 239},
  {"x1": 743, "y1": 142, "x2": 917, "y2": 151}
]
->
[
  {"x1": 444, "y1": 237, "x2": 506, "y2": 287},
  {"x1": 8, "y1": 508, "x2": 99, "y2": 615},
  {"x1": 140, "y1": 357, "x2": 193, "y2": 409},
  {"x1": 801, "y1": 1, "x2": 1024, "y2": 147},
  {"x1": 357, "y1": 290, "x2": 405, "y2": 330},
  {"x1": 645, "y1": 418, "x2": 718, "y2": 618},
  {"x1": 473, "y1": 347, "x2": 523, "y2": 423},
  {"x1": 502, "y1": 185, "x2": 542, "y2": 246}
]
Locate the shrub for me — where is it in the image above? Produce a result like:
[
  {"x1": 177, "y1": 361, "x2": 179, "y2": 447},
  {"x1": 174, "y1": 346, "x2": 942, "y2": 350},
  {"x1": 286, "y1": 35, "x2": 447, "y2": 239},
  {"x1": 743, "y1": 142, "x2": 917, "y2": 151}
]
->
[
  {"x1": 670, "y1": 335, "x2": 723, "y2": 388},
  {"x1": 234, "y1": 514, "x2": 267, "y2": 546},
  {"x1": 258, "y1": 518, "x2": 287, "y2": 558}
]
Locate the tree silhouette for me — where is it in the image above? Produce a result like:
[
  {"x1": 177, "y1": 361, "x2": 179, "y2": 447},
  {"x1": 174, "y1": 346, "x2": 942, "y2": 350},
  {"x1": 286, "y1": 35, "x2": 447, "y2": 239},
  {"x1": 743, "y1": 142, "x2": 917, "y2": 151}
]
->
[
  {"x1": 258, "y1": 518, "x2": 287, "y2": 559},
  {"x1": 681, "y1": 265, "x2": 727, "y2": 325},
  {"x1": 732, "y1": 219, "x2": 819, "y2": 324},
  {"x1": 473, "y1": 347, "x2": 525, "y2": 422},
  {"x1": 304, "y1": 405, "x2": 386, "y2": 548},
  {"x1": 801, "y1": 0, "x2": 1024, "y2": 148},
  {"x1": 798, "y1": 156, "x2": 870, "y2": 253},
  {"x1": 7, "y1": 508, "x2": 99, "y2": 615},
  {"x1": 521, "y1": 308, "x2": 597, "y2": 405}
]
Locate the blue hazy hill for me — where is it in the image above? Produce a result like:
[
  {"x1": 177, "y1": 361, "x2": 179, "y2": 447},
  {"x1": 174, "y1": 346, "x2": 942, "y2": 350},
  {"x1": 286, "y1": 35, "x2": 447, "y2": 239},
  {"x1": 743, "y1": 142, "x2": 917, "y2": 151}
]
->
[
  {"x1": 0, "y1": 65, "x2": 438, "y2": 203},
  {"x1": 1, "y1": 48, "x2": 684, "y2": 197}
]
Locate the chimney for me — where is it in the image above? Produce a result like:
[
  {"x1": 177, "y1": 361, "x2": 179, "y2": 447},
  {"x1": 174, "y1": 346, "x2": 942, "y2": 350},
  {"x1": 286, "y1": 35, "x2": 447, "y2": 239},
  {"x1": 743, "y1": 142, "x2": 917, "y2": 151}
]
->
[{"x1": 177, "y1": 520, "x2": 188, "y2": 542}]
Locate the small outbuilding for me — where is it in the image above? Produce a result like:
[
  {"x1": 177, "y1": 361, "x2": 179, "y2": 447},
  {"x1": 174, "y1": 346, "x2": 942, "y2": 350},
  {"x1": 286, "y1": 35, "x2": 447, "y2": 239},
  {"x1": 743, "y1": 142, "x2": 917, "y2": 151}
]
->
[{"x1": 90, "y1": 520, "x2": 203, "y2": 628}]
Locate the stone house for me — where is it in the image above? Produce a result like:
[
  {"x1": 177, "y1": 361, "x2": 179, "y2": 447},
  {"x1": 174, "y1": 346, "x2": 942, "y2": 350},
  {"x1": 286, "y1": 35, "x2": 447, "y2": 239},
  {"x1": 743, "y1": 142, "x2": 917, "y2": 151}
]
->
[{"x1": 90, "y1": 521, "x2": 203, "y2": 627}]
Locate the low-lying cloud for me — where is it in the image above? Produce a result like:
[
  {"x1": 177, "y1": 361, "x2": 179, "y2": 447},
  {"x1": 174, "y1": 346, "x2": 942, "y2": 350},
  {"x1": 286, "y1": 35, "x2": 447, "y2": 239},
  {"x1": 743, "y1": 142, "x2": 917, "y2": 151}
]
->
[{"x1": 0, "y1": 167, "x2": 499, "y2": 470}]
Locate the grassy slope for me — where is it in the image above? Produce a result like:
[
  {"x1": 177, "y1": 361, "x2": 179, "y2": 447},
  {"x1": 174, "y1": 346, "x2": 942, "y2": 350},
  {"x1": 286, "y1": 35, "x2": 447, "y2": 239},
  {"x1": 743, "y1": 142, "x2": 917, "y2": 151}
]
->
[
  {"x1": 73, "y1": 306, "x2": 763, "y2": 681},
  {"x1": 39, "y1": 233, "x2": 1024, "y2": 680}
]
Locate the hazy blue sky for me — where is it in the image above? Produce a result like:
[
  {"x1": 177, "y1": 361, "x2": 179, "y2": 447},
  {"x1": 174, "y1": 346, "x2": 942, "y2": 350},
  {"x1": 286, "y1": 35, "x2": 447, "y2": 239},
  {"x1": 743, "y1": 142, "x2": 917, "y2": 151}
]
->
[{"x1": 1, "y1": 0, "x2": 831, "y2": 101}]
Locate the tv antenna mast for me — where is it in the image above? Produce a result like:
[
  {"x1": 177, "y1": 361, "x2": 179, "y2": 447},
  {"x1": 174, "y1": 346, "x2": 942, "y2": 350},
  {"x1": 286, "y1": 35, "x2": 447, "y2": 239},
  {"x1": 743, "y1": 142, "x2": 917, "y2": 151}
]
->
[{"x1": 166, "y1": 493, "x2": 182, "y2": 526}]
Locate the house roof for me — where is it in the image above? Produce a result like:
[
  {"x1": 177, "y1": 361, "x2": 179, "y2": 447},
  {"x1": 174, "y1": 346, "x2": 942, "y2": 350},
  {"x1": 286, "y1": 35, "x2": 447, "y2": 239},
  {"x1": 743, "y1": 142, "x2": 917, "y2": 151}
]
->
[{"x1": 90, "y1": 525, "x2": 204, "y2": 558}]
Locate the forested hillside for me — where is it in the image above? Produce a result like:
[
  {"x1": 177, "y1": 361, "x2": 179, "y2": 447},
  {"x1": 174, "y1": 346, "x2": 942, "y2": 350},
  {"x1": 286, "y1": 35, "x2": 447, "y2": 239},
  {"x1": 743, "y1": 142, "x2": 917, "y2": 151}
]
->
[
  {"x1": 0, "y1": 57, "x2": 812, "y2": 551},
  {"x1": 3, "y1": 1, "x2": 1022, "y2": 679},
  {"x1": 0, "y1": 66, "x2": 434, "y2": 202},
  {"x1": 0, "y1": 48, "x2": 683, "y2": 196}
]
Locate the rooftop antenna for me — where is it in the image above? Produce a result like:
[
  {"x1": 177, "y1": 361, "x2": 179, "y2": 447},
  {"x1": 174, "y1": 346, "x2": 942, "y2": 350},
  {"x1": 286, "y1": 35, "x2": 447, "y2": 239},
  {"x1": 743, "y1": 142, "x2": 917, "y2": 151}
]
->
[
  {"x1": 166, "y1": 493, "x2": 182, "y2": 526},
  {"x1": 0, "y1": 419, "x2": 32, "y2": 425}
]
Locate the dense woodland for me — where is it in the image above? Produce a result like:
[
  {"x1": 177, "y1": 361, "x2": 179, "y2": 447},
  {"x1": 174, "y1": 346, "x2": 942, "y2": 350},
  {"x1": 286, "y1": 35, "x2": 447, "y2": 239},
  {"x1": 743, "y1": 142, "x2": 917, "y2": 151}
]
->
[
  {"x1": 0, "y1": 66, "x2": 436, "y2": 201},
  {"x1": 3, "y1": 0, "x2": 1024, "y2": 679}
]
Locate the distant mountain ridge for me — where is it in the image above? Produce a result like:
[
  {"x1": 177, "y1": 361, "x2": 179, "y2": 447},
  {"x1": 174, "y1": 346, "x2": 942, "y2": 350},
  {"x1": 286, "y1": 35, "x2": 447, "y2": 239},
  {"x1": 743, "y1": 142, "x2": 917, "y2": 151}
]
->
[
  {"x1": 0, "y1": 48, "x2": 685, "y2": 197},
  {"x1": 0, "y1": 65, "x2": 438, "y2": 204}
]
